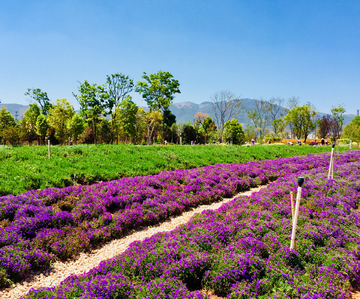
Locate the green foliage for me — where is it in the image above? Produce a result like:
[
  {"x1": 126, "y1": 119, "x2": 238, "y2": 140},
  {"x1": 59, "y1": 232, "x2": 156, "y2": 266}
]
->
[
  {"x1": 331, "y1": 104, "x2": 346, "y2": 129},
  {"x1": 284, "y1": 105, "x2": 316, "y2": 142},
  {"x1": 73, "y1": 80, "x2": 111, "y2": 145},
  {"x1": 224, "y1": 119, "x2": 245, "y2": 144},
  {"x1": 0, "y1": 107, "x2": 16, "y2": 144},
  {"x1": 35, "y1": 114, "x2": 49, "y2": 144},
  {"x1": 351, "y1": 116, "x2": 360, "y2": 126},
  {"x1": 106, "y1": 73, "x2": 134, "y2": 111},
  {"x1": 115, "y1": 96, "x2": 138, "y2": 141},
  {"x1": 272, "y1": 118, "x2": 286, "y2": 138},
  {"x1": 24, "y1": 88, "x2": 53, "y2": 116},
  {"x1": 0, "y1": 144, "x2": 356, "y2": 196},
  {"x1": 135, "y1": 71, "x2": 180, "y2": 113},
  {"x1": 343, "y1": 122, "x2": 360, "y2": 142},
  {"x1": 68, "y1": 113, "x2": 85, "y2": 144},
  {"x1": 47, "y1": 99, "x2": 75, "y2": 144}
]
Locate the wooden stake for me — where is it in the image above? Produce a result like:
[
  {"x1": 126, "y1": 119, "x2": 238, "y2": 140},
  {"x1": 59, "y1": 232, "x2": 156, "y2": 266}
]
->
[
  {"x1": 290, "y1": 177, "x2": 304, "y2": 250},
  {"x1": 328, "y1": 148, "x2": 334, "y2": 179},
  {"x1": 290, "y1": 191, "x2": 294, "y2": 219}
]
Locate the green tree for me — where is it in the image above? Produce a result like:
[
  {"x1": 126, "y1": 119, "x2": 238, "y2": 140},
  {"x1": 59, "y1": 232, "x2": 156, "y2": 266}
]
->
[
  {"x1": 1, "y1": 126, "x2": 21, "y2": 145},
  {"x1": 23, "y1": 104, "x2": 41, "y2": 145},
  {"x1": 210, "y1": 91, "x2": 243, "y2": 142},
  {"x1": 73, "y1": 80, "x2": 111, "y2": 145},
  {"x1": 182, "y1": 121, "x2": 197, "y2": 144},
  {"x1": 272, "y1": 118, "x2": 286, "y2": 138},
  {"x1": 137, "y1": 107, "x2": 162, "y2": 145},
  {"x1": 246, "y1": 99, "x2": 271, "y2": 142},
  {"x1": 24, "y1": 88, "x2": 53, "y2": 116},
  {"x1": 284, "y1": 105, "x2": 316, "y2": 142},
  {"x1": 202, "y1": 116, "x2": 217, "y2": 143},
  {"x1": 68, "y1": 113, "x2": 85, "y2": 145},
  {"x1": 224, "y1": 119, "x2": 245, "y2": 144},
  {"x1": 0, "y1": 107, "x2": 16, "y2": 144},
  {"x1": 331, "y1": 104, "x2": 346, "y2": 131},
  {"x1": 343, "y1": 122, "x2": 360, "y2": 143},
  {"x1": 36, "y1": 114, "x2": 49, "y2": 145},
  {"x1": 47, "y1": 99, "x2": 75, "y2": 144},
  {"x1": 135, "y1": 71, "x2": 180, "y2": 142},
  {"x1": 351, "y1": 116, "x2": 360, "y2": 127},
  {"x1": 115, "y1": 96, "x2": 138, "y2": 143},
  {"x1": 106, "y1": 73, "x2": 134, "y2": 143}
]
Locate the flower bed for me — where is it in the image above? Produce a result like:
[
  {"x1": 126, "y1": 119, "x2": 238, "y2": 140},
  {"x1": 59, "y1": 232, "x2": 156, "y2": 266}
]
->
[
  {"x1": 23, "y1": 157, "x2": 360, "y2": 298},
  {"x1": 1, "y1": 152, "x2": 359, "y2": 287}
]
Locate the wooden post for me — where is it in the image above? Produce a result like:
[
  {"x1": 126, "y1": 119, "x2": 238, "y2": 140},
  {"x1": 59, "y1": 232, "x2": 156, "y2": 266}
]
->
[
  {"x1": 290, "y1": 177, "x2": 304, "y2": 250},
  {"x1": 290, "y1": 191, "x2": 294, "y2": 219},
  {"x1": 48, "y1": 136, "x2": 51, "y2": 159},
  {"x1": 328, "y1": 145, "x2": 334, "y2": 179}
]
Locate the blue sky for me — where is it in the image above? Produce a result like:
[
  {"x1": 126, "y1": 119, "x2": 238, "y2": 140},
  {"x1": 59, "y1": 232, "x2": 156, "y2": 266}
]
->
[{"x1": 0, "y1": 0, "x2": 359, "y2": 114}]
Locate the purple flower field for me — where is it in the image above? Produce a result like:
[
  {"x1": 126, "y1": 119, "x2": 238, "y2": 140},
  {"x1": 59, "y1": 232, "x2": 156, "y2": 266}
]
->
[
  {"x1": 0, "y1": 151, "x2": 359, "y2": 292},
  {"x1": 22, "y1": 153, "x2": 360, "y2": 298}
]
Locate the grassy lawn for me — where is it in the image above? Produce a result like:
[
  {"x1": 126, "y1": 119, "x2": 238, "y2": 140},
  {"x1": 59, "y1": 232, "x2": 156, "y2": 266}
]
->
[{"x1": 0, "y1": 143, "x2": 355, "y2": 195}]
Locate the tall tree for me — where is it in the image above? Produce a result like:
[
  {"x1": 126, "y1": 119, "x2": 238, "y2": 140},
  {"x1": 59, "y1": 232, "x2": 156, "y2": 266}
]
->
[
  {"x1": 269, "y1": 97, "x2": 285, "y2": 120},
  {"x1": 36, "y1": 114, "x2": 49, "y2": 145},
  {"x1": 224, "y1": 119, "x2": 245, "y2": 144},
  {"x1": 115, "y1": 96, "x2": 138, "y2": 143},
  {"x1": 0, "y1": 107, "x2": 16, "y2": 144},
  {"x1": 210, "y1": 90, "x2": 243, "y2": 142},
  {"x1": 202, "y1": 116, "x2": 216, "y2": 143},
  {"x1": 47, "y1": 99, "x2": 75, "y2": 144},
  {"x1": 194, "y1": 112, "x2": 209, "y2": 127},
  {"x1": 343, "y1": 122, "x2": 360, "y2": 143},
  {"x1": 284, "y1": 105, "x2": 316, "y2": 142},
  {"x1": 317, "y1": 115, "x2": 332, "y2": 139},
  {"x1": 137, "y1": 107, "x2": 162, "y2": 145},
  {"x1": 24, "y1": 88, "x2": 53, "y2": 116},
  {"x1": 286, "y1": 96, "x2": 299, "y2": 110},
  {"x1": 351, "y1": 116, "x2": 360, "y2": 127},
  {"x1": 68, "y1": 113, "x2": 85, "y2": 145},
  {"x1": 246, "y1": 99, "x2": 271, "y2": 142},
  {"x1": 272, "y1": 118, "x2": 287, "y2": 138},
  {"x1": 135, "y1": 71, "x2": 180, "y2": 142},
  {"x1": 331, "y1": 104, "x2": 346, "y2": 138},
  {"x1": 106, "y1": 73, "x2": 134, "y2": 143},
  {"x1": 73, "y1": 80, "x2": 110, "y2": 145},
  {"x1": 23, "y1": 104, "x2": 41, "y2": 145}
]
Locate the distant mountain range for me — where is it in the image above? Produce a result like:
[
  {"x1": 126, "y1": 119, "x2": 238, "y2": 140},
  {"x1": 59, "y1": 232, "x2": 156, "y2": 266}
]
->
[{"x1": 0, "y1": 101, "x2": 356, "y2": 126}]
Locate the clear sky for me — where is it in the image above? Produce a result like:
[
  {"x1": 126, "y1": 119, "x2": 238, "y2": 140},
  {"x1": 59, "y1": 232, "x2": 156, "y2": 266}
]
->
[{"x1": 0, "y1": 0, "x2": 359, "y2": 114}]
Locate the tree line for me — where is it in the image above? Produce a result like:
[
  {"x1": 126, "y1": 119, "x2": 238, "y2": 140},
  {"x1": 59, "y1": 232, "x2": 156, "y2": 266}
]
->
[{"x1": 0, "y1": 72, "x2": 358, "y2": 146}]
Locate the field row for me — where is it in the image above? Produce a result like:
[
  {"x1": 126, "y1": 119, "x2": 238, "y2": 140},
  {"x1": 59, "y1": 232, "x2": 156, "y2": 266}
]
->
[
  {"x1": 22, "y1": 156, "x2": 360, "y2": 298},
  {"x1": 0, "y1": 144, "x2": 351, "y2": 195},
  {"x1": 1, "y1": 152, "x2": 359, "y2": 287}
]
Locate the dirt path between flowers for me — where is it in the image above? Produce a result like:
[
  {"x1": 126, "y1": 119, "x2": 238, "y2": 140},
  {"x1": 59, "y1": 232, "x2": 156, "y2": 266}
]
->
[{"x1": 0, "y1": 186, "x2": 268, "y2": 299}]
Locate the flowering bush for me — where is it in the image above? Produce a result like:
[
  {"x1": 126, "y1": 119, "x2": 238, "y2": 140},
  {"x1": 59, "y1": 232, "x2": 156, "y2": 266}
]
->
[
  {"x1": 22, "y1": 154, "x2": 360, "y2": 298},
  {"x1": 0, "y1": 152, "x2": 358, "y2": 286}
]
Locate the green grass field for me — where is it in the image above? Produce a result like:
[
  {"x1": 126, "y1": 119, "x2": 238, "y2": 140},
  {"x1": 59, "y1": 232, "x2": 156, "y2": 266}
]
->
[{"x1": 0, "y1": 143, "x2": 355, "y2": 195}]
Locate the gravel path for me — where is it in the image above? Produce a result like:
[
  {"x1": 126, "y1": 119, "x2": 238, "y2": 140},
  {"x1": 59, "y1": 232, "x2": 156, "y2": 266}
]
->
[{"x1": 0, "y1": 186, "x2": 266, "y2": 299}]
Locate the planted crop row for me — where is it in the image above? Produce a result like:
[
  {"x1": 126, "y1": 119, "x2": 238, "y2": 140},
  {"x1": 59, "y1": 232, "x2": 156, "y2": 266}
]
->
[
  {"x1": 1, "y1": 151, "x2": 360, "y2": 288},
  {"x1": 23, "y1": 157, "x2": 360, "y2": 298},
  {"x1": 0, "y1": 144, "x2": 353, "y2": 195}
]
